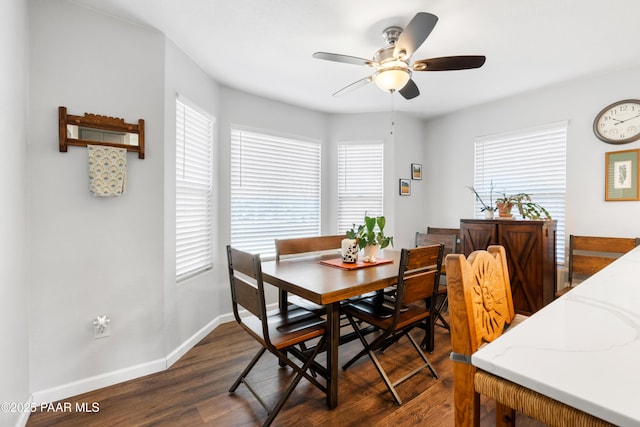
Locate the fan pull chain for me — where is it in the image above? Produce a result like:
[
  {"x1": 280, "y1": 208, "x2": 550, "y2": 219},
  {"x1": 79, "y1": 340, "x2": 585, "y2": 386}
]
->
[{"x1": 390, "y1": 90, "x2": 395, "y2": 136}]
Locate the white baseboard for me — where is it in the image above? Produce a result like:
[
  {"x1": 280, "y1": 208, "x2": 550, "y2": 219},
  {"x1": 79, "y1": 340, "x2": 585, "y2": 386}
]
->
[
  {"x1": 30, "y1": 358, "x2": 166, "y2": 405},
  {"x1": 13, "y1": 395, "x2": 33, "y2": 427},
  {"x1": 166, "y1": 314, "x2": 229, "y2": 368}
]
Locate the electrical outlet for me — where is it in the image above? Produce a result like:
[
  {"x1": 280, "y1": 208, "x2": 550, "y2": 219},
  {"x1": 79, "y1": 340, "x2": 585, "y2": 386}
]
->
[{"x1": 93, "y1": 315, "x2": 111, "y2": 339}]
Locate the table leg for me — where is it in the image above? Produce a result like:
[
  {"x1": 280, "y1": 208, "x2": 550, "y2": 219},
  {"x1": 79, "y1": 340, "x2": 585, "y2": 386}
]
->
[
  {"x1": 278, "y1": 289, "x2": 288, "y2": 310},
  {"x1": 326, "y1": 302, "x2": 339, "y2": 408}
]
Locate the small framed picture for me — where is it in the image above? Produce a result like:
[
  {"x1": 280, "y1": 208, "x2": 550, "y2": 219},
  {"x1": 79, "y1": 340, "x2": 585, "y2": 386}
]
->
[
  {"x1": 399, "y1": 179, "x2": 411, "y2": 196},
  {"x1": 411, "y1": 163, "x2": 422, "y2": 180},
  {"x1": 605, "y1": 149, "x2": 640, "y2": 201}
]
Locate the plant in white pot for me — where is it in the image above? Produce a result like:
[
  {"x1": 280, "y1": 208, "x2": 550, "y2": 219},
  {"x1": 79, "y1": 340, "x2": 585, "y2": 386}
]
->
[
  {"x1": 355, "y1": 214, "x2": 393, "y2": 262},
  {"x1": 467, "y1": 183, "x2": 497, "y2": 219}
]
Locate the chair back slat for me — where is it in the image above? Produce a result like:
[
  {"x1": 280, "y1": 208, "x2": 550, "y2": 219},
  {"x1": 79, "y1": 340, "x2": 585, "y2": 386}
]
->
[
  {"x1": 405, "y1": 244, "x2": 442, "y2": 271},
  {"x1": 572, "y1": 235, "x2": 639, "y2": 253},
  {"x1": 568, "y1": 235, "x2": 640, "y2": 284},
  {"x1": 275, "y1": 235, "x2": 344, "y2": 260},
  {"x1": 227, "y1": 246, "x2": 266, "y2": 322},
  {"x1": 398, "y1": 244, "x2": 443, "y2": 307},
  {"x1": 233, "y1": 278, "x2": 261, "y2": 318},
  {"x1": 403, "y1": 270, "x2": 438, "y2": 304},
  {"x1": 416, "y1": 230, "x2": 458, "y2": 277},
  {"x1": 572, "y1": 254, "x2": 618, "y2": 277},
  {"x1": 416, "y1": 232, "x2": 457, "y2": 257}
]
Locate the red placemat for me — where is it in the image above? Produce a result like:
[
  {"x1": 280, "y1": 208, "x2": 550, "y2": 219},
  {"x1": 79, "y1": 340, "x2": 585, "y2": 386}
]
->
[{"x1": 319, "y1": 257, "x2": 393, "y2": 270}]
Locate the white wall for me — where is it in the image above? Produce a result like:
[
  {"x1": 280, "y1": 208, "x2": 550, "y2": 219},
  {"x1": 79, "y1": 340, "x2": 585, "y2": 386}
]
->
[
  {"x1": 423, "y1": 65, "x2": 640, "y2": 249},
  {"x1": 0, "y1": 0, "x2": 29, "y2": 426},
  {"x1": 29, "y1": 0, "x2": 166, "y2": 400}
]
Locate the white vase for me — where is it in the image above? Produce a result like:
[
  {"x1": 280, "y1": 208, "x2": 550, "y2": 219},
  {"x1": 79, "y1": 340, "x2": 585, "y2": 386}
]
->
[
  {"x1": 363, "y1": 244, "x2": 380, "y2": 262},
  {"x1": 484, "y1": 210, "x2": 495, "y2": 219},
  {"x1": 341, "y1": 238, "x2": 358, "y2": 263}
]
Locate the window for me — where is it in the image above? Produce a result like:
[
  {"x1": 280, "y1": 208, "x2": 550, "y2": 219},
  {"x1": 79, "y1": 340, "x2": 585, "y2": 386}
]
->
[
  {"x1": 176, "y1": 97, "x2": 214, "y2": 281},
  {"x1": 337, "y1": 141, "x2": 384, "y2": 233},
  {"x1": 230, "y1": 128, "x2": 321, "y2": 256},
  {"x1": 474, "y1": 121, "x2": 567, "y2": 263}
]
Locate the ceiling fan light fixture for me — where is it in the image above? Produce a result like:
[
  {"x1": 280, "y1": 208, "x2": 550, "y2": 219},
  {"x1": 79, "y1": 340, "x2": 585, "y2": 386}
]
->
[{"x1": 374, "y1": 68, "x2": 411, "y2": 92}]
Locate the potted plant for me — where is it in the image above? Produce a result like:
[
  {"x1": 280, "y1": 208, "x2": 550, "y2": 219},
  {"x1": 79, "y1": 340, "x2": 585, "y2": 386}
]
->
[
  {"x1": 346, "y1": 214, "x2": 393, "y2": 262},
  {"x1": 496, "y1": 193, "x2": 551, "y2": 220},
  {"x1": 467, "y1": 184, "x2": 497, "y2": 219},
  {"x1": 495, "y1": 193, "x2": 516, "y2": 218}
]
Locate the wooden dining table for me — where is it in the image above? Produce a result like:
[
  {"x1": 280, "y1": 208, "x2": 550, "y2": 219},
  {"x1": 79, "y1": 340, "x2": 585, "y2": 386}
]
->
[{"x1": 261, "y1": 249, "x2": 401, "y2": 409}]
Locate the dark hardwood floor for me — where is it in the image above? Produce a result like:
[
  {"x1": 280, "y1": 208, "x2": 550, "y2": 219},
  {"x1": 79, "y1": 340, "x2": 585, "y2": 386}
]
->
[{"x1": 27, "y1": 318, "x2": 546, "y2": 426}]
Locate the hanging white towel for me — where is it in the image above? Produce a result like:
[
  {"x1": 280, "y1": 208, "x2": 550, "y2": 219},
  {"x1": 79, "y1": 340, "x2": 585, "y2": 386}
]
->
[{"x1": 88, "y1": 145, "x2": 127, "y2": 197}]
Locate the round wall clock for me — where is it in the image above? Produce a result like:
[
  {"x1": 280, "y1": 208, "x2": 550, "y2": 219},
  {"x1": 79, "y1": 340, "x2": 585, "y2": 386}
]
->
[{"x1": 593, "y1": 99, "x2": 640, "y2": 144}]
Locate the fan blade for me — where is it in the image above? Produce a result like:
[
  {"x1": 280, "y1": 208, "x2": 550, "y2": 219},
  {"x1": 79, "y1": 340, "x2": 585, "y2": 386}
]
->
[
  {"x1": 332, "y1": 76, "x2": 373, "y2": 97},
  {"x1": 398, "y1": 79, "x2": 420, "y2": 100},
  {"x1": 413, "y1": 55, "x2": 486, "y2": 71},
  {"x1": 313, "y1": 52, "x2": 374, "y2": 67},
  {"x1": 394, "y1": 12, "x2": 438, "y2": 59}
]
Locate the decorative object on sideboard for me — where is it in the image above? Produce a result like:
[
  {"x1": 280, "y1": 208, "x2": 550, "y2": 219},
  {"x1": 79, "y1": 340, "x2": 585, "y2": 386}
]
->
[
  {"x1": 593, "y1": 99, "x2": 640, "y2": 144},
  {"x1": 59, "y1": 106, "x2": 145, "y2": 159},
  {"x1": 605, "y1": 148, "x2": 640, "y2": 201}
]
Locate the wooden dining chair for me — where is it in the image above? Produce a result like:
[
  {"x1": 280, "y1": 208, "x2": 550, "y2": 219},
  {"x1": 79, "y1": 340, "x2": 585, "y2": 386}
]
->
[
  {"x1": 447, "y1": 246, "x2": 612, "y2": 427},
  {"x1": 415, "y1": 228, "x2": 459, "y2": 349},
  {"x1": 341, "y1": 244, "x2": 443, "y2": 405},
  {"x1": 556, "y1": 235, "x2": 640, "y2": 297},
  {"x1": 226, "y1": 246, "x2": 328, "y2": 426}
]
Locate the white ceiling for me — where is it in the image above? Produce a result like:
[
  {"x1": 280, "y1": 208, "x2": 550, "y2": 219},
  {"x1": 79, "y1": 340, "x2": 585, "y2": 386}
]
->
[{"x1": 70, "y1": 0, "x2": 640, "y2": 119}]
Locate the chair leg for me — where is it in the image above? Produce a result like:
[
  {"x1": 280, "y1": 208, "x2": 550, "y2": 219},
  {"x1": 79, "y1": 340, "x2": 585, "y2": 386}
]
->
[
  {"x1": 435, "y1": 294, "x2": 450, "y2": 330},
  {"x1": 453, "y1": 363, "x2": 480, "y2": 427},
  {"x1": 407, "y1": 332, "x2": 438, "y2": 379},
  {"x1": 265, "y1": 338, "x2": 327, "y2": 426},
  {"x1": 420, "y1": 313, "x2": 436, "y2": 352},
  {"x1": 229, "y1": 347, "x2": 267, "y2": 392},
  {"x1": 496, "y1": 403, "x2": 516, "y2": 427},
  {"x1": 341, "y1": 314, "x2": 388, "y2": 370},
  {"x1": 343, "y1": 314, "x2": 438, "y2": 406},
  {"x1": 367, "y1": 347, "x2": 403, "y2": 405}
]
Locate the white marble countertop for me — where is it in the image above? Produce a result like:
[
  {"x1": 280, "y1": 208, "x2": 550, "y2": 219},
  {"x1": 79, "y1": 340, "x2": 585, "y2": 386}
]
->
[{"x1": 472, "y1": 245, "x2": 640, "y2": 426}]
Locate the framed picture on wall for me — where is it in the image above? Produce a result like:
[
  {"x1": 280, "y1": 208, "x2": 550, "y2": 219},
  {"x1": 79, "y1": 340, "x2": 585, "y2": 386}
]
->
[
  {"x1": 399, "y1": 179, "x2": 411, "y2": 196},
  {"x1": 605, "y1": 149, "x2": 640, "y2": 201},
  {"x1": 411, "y1": 163, "x2": 422, "y2": 180}
]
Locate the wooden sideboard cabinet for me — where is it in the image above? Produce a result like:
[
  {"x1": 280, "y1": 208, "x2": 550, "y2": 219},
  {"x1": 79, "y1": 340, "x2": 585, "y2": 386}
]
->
[{"x1": 460, "y1": 219, "x2": 557, "y2": 316}]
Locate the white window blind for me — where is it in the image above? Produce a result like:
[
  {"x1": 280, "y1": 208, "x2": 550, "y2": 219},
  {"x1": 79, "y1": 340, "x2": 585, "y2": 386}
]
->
[
  {"x1": 230, "y1": 128, "x2": 321, "y2": 256},
  {"x1": 176, "y1": 98, "x2": 214, "y2": 281},
  {"x1": 337, "y1": 142, "x2": 384, "y2": 233},
  {"x1": 474, "y1": 121, "x2": 567, "y2": 263}
]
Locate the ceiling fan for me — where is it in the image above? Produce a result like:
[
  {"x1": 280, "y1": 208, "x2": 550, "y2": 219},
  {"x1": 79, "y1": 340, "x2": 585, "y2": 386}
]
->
[{"x1": 313, "y1": 12, "x2": 486, "y2": 100}]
